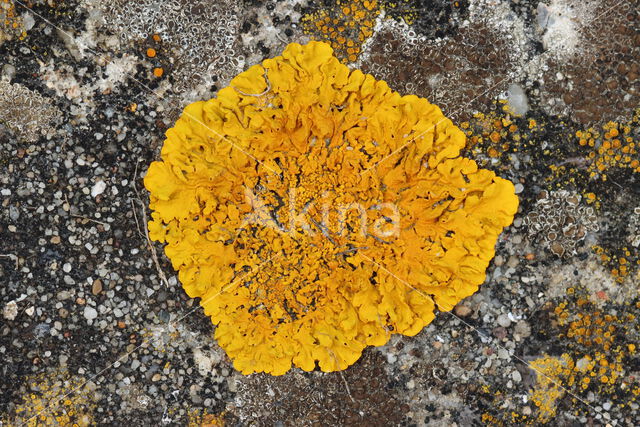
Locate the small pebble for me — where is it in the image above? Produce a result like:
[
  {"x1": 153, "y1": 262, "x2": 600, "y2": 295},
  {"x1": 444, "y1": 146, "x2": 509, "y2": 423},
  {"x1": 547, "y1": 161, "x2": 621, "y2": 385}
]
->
[
  {"x1": 454, "y1": 304, "x2": 472, "y2": 317},
  {"x1": 9, "y1": 206, "x2": 19, "y2": 221},
  {"x1": 91, "y1": 181, "x2": 107, "y2": 198},
  {"x1": 92, "y1": 279, "x2": 103, "y2": 295},
  {"x1": 3, "y1": 301, "x2": 18, "y2": 320},
  {"x1": 84, "y1": 306, "x2": 98, "y2": 320},
  {"x1": 497, "y1": 314, "x2": 512, "y2": 328},
  {"x1": 514, "y1": 183, "x2": 524, "y2": 194},
  {"x1": 514, "y1": 321, "x2": 531, "y2": 339},
  {"x1": 512, "y1": 370, "x2": 522, "y2": 382}
]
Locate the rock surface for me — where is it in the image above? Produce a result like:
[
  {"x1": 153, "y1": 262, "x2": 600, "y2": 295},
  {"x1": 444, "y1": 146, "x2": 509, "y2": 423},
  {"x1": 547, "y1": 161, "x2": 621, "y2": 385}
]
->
[{"x1": 0, "y1": 0, "x2": 638, "y2": 425}]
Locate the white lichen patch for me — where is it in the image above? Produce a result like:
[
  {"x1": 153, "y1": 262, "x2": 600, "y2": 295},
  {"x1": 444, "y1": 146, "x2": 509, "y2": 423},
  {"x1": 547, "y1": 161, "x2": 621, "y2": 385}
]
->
[
  {"x1": 193, "y1": 347, "x2": 223, "y2": 377},
  {"x1": 627, "y1": 206, "x2": 640, "y2": 248},
  {"x1": 536, "y1": 0, "x2": 597, "y2": 61},
  {"x1": 545, "y1": 256, "x2": 627, "y2": 305},
  {"x1": 0, "y1": 79, "x2": 61, "y2": 142},
  {"x1": 145, "y1": 322, "x2": 227, "y2": 375},
  {"x1": 95, "y1": 53, "x2": 138, "y2": 93}
]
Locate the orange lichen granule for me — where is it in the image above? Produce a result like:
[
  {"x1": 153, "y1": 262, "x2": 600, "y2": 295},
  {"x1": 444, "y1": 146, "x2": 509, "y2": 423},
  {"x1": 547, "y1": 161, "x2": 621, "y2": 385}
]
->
[
  {"x1": 524, "y1": 295, "x2": 639, "y2": 423},
  {"x1": 145, "y1": 42, "x2": 518, "y2": 375}
]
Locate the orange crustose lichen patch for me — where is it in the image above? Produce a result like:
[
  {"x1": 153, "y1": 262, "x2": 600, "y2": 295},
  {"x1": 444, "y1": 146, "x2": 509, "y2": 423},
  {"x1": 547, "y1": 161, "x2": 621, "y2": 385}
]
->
[
  {"x1": 7, "y1": 369, "x2": 95, "y2": 426},
  {"x1": 0, "y1": 0, "x2": 26, "y2": 44},
  {"x1": 301, "y1": 0, "x2": 381, "y2": 63},
  {"x1": 576, "y1": 113, "x2": 640, "y2": 179},
  {"x1": 144, "y1": 42, "x2": 518, "y2": 375}
]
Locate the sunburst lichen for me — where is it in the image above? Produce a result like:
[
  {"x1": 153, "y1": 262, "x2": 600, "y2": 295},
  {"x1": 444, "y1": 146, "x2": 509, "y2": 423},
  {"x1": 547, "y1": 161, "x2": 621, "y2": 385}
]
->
[{"x1": 145, "y1": 41, "x2": 518, "y2": 375}]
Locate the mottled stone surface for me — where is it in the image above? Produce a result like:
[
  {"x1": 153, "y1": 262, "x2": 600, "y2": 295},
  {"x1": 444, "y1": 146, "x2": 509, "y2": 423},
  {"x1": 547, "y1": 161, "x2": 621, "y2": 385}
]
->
[{"x1": 1, "y1": 0, "x2": 639, "y2": 425}]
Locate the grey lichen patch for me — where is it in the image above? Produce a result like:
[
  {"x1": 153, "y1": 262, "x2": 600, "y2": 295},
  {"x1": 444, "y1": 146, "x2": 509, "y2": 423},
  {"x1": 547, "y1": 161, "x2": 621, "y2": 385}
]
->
[
  {"x1": 523, "y1": 190, "x2": 599, "y2": 257},
  {"x1": 545, "y1": 255, "x2": 622, "y2": 303},
  {"x1": 628, "y1": 206, "x2": 640, "y2": 249},
  {"x1": 228, "y1": 350, "x2": 407, "y2": 426},
  {"x1": 358, "y1": 3, "x2": 527, "y2": 123},
  {"x1": 537, "y1": 0, "x2": 640, "y2": 124},
  {"x1": 0, "y1": 80, "x2": 61, "y2": 143},
  {"x1": 83, "y1": 0, "x2": 243, "y2": 92}
]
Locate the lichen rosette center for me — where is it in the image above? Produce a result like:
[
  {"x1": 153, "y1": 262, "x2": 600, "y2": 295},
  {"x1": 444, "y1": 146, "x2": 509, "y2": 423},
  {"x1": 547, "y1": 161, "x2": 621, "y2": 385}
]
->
[{"x1": 144, "y1": 41, "x2": 518, "y2": 375}]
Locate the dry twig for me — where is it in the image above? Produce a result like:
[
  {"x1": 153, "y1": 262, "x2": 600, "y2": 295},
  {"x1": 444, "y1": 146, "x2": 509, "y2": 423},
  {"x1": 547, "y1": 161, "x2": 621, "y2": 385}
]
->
[
  {"x1": 70, "y1": 214, "x2": 108, "y2": 227},
  {"x1": 131, "y1": 160, "x2": 170, "y2": 288},
  {"x1": 339, "y1": 371, "x2": 356, "y2": 404}
]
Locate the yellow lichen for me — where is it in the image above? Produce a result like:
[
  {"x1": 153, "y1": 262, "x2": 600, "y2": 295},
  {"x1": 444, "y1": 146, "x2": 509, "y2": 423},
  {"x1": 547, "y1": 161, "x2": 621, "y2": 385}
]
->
[
  {"x1": 530, "y1": 354, "x2": 575, "y2": 422},
  {"x1": 4, "y1": 369, "x2": 95, "y2": 426},
  {"x1": 592, "y1": 244, "x2": 639, "y2": 284},
  {"x1": 188, "y1": 409, "x2": 225, "y2": 427},
  {"x1": 576, "y1": 112, "x2": 640, "y2": 178},
  {"x1": 462, "y1": 106, "x2": 543, "y2": 163},
  {"x1": 145, "y1": 41, "x2": 518, "y2": 375},
  {"x1": 523, "y1": 295, "x2": 639, "y2": 423}
]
